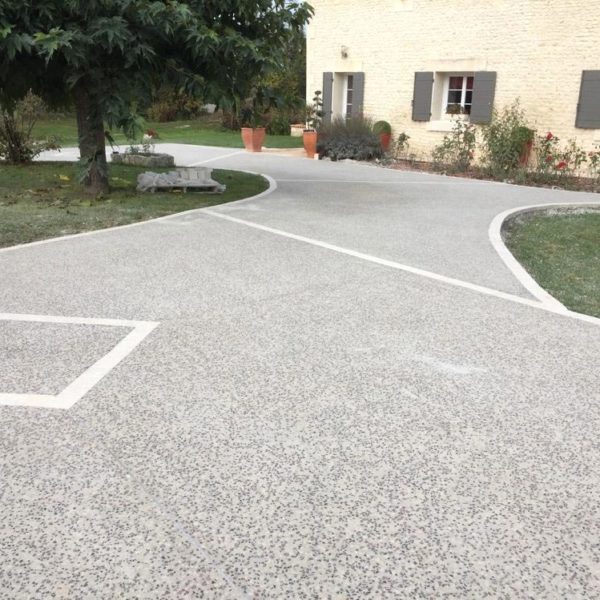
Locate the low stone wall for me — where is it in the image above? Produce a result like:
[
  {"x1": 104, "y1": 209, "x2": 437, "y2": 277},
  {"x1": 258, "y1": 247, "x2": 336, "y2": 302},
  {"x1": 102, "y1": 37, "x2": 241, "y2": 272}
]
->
[{"x1": 111, "y1": 152, "x2": 175, "y2": 168}]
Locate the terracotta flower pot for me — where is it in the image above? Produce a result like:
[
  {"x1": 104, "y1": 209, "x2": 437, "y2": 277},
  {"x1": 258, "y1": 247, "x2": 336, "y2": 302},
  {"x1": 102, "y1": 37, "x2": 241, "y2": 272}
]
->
[
  {"x1": 379, "y1": 132, "x2": 392, "y2": 152},
  {"x1": 303, "y1": 130, "x2": 318, "y2": 159},
  {"x1": 519, "y1": 139, "x2": 534, "y2": 166},
  {"x1": 241, "y1": 127, "x2": 266, "y2": 152}
]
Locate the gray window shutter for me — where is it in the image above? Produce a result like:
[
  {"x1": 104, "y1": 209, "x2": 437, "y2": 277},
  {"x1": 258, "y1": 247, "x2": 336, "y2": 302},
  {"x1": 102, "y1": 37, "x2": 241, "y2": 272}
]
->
[
  {"x1": 351, "y1": 72, "x2": 365, "y2": 117},
  {"x1": 470, "y1": 72, "x2": 497, "y2": 124},
  {"x1": 322, "y1": 72, "x2": 334, "y2": 125},
  {"x1": 576, "y1": 70, "x2": 600, "y2": 128},
  {"x1": 412, "y1": 72, "x2": 434, "y2": 121}
]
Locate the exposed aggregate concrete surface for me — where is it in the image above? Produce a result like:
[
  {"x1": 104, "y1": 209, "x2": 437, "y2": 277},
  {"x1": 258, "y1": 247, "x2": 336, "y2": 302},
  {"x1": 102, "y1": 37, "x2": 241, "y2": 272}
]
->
[{"x1": 1, "y1": 145, "x2": 599, "y2": 598}]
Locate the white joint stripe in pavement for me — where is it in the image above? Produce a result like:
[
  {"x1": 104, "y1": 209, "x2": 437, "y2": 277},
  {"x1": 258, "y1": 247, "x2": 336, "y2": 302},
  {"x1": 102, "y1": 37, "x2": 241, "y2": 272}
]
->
[
  {"x1": 188, "y1": 150, "x2": 244, "y2": 166},
  {"x1": 0, "y1": 313, "x2": 159, "y2": 410},
  {"x1": 0, "y1": 312, "x2": 150, "y2": 328},
  {"x1": 276, "y1": 179, "x2": 488, "y2": 185},
  {"x1": 489, "y1": 202, "x2": 600, "y2": 311},
  {"x1": 0, "y1": 393, "x2": 58, "y2": 409},
  {"x1": 202, "y1": 209, "x2": 600, "y2": 327}
]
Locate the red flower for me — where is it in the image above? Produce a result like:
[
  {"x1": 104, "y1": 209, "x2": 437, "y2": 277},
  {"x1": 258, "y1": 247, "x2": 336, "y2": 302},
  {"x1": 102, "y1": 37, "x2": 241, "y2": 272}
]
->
[
  {"x1": 556, "y1": 161, "x2": 568, "y2": 170},
  {"x1": 546, "y1": 132, "x2": 554, "y2": 141},
  {"x1": 546, "y1": 155, "x2": 553, "y2": 163}
]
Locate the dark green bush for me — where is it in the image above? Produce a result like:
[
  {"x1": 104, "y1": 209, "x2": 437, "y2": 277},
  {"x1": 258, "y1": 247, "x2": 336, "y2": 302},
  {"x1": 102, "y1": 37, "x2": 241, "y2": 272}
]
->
[
  {"x1": 221, "y1": 111, "x2": 239, "y2": 130},
  {"x1": 267, "y1": 112, "x2": 291, "y2": 135},
  {"x1": 317, "y1": 116, "x2": 383, "y2": 161},
  {"x1": 265, "y1": 107, "x2": 306, "y2": 135},
  {"x1": 373, "y1": 120, "x2": 392, "y2": 135},
  {"x1": 147, "y1": 86, "x2": 205, "y2": 122}
]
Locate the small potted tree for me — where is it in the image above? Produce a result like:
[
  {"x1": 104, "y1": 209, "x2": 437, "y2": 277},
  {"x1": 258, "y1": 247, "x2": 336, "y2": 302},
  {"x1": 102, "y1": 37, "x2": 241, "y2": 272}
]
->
[
  {"x1": 517, "y1": 126, "x2": 536, "y2": 166},
  {"x1": 303, "y1": 90, "x2": 323, "y2": 159},
  {"x1": 373, "y1": 121, "x2": 392, "y2": 152}
]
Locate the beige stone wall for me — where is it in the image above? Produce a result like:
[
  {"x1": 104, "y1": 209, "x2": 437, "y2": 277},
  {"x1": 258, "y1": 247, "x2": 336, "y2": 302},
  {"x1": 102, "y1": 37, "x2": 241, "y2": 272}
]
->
[{"x1": 306, "y1": 0, "x2": 600, "y2": 158}]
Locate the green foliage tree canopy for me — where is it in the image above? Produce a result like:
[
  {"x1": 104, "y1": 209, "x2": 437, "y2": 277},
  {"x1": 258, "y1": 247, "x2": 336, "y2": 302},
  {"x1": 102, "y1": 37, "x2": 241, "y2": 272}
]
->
[{"x1": 0, "y1": 0, "x2": 313, "y2": 194}]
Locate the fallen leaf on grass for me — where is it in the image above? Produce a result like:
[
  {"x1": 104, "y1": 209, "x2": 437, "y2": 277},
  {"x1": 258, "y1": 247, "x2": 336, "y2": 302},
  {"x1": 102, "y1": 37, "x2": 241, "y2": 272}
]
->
[{"x1": 58, "y1": 175, "x2": 71, "y2": 181}]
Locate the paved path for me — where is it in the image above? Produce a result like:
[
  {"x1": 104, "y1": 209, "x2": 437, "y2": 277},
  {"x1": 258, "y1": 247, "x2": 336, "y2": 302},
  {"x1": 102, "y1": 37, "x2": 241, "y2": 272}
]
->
[{"x1": 1, "y1": 145, "x2": 599, "y2": 597}]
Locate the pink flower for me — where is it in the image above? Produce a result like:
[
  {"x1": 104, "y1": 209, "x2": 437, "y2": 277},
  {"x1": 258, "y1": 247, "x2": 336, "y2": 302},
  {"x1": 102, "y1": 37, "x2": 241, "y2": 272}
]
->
[{"x1": 546, "y1": 132, "x2": 554, "y2": 141}]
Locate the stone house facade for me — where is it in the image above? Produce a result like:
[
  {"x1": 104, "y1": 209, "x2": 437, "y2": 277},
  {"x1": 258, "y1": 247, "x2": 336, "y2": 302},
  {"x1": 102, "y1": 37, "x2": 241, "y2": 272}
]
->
[{"x1": 306, "y1": 0, "x2": 600, "y2": 158}]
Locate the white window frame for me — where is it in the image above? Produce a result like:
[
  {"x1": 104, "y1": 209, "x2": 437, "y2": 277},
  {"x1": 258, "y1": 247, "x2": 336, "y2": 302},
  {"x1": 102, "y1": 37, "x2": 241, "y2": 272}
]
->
[
  {"x1": 427, "y1": 72, "x2": 475, "y2": 132},
  {"x1": 343, "y1": 74, "x2": 354, "y2": 118},
  {"x1": 441, "y1": 73, "x2": 474, "y2": 118}
]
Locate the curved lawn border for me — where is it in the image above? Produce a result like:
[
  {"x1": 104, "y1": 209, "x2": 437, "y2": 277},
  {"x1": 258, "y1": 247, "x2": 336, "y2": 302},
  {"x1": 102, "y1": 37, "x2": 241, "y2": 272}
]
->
[
  {"x1": 488, "y1": 202, "x2": 600, "y2": 312},
  {"x1": 0, "y1": 171, "x2": 277, "y2": 255}
]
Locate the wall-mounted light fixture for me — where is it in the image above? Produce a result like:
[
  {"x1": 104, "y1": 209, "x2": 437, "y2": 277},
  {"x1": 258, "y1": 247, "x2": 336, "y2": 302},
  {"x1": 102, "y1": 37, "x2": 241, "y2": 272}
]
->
[{"x1": 341, "y1": 46, "x2": 349, "y2": 59}]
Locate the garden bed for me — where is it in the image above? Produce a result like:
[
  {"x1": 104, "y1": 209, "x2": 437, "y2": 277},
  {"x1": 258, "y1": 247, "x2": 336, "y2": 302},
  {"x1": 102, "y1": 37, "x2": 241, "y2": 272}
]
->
[
  {"x1": 386, "y1": 159, "x2": 600, "y2": 193},
  {"x1": 380, "y1": 104, "x2": 600, "y2": 193}
]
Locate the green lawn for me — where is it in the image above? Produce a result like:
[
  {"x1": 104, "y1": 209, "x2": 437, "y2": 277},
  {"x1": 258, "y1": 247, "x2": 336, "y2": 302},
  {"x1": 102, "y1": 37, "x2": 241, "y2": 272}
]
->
[
  {"x1": 0, "y1": 162, "x2": 268, "y2": 248},
  {"x1": 33, "y1": 115, "x2": 304, "y2": 149},
  {"x1": 505, "y1": 210, "x2": 600, "y2": 317}
]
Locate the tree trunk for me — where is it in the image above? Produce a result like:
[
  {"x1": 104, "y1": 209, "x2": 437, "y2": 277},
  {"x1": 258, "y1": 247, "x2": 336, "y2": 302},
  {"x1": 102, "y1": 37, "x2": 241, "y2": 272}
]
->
[{"x1": 74, "y1": 84, "x2": 109, "y2": 196}]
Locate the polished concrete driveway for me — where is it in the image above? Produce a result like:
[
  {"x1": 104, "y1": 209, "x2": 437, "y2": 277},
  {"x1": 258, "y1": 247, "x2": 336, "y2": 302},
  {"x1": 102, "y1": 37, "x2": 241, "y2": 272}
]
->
[{"x1": 1, "y1": 145, "x2": 599, "y2": 598}]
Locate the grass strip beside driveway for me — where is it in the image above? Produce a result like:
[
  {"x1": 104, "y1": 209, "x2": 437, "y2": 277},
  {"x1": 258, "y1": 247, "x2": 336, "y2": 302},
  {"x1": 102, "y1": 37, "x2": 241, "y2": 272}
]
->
[
  {"x1": 0, "y1": 162, "x2": 269, "y2": 248},
  {"x1": 33, "y1": 116, "x2": 304, "y2": 149},
  {"x1": 505, "y1": 209, "x2": 600, "y2": 317}
]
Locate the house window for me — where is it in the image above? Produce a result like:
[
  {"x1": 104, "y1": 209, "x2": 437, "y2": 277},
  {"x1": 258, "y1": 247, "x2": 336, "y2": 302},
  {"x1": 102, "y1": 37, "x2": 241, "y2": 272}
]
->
[
  {"x1": 417, "y1": 70, "x2": 497, "y2": 129},
  {"x1": 331, "y1": 72, "x2": 364, "y2": 120},
  {"x1": 345, "y1": 74, "x2": 354, "y2": 117},
  {"x1": 445, "y1": 75, "x2": 474, "y2": 115}
]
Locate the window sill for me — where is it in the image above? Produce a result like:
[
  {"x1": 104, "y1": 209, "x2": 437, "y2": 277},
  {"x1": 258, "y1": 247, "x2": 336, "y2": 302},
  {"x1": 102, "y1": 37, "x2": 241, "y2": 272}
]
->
[{"x1": 426, "y1": 118, "x2": 470, "y2": 132}]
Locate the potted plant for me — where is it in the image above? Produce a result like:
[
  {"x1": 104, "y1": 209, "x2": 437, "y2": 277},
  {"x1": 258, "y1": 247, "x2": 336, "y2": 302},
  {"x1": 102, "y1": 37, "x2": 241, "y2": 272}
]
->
[
  {"x1": 240, "y1": 124, "x2": 266, "y2": 152},
  {"x1": 303, "y1": 90, "x2": 323, "y2": 159},
  {"x1": 373, "y1": 120, "x2": 392, "y2": 152},
  {"x1": 111, "y1": 129, "x2": 175, "y2": 167},
  {"x1": 240, "y1": 103, "x2": 266, "y2": 152},
  {"x1": 517, "y1": 126, "x2": 536, "y2": 166}
]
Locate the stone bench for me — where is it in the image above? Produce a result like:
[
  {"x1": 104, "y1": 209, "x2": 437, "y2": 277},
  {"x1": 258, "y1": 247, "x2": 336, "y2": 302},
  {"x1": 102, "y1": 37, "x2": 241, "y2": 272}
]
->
[{"x1": 136, "y1": 167, "x2": 226, "y2": 193}]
